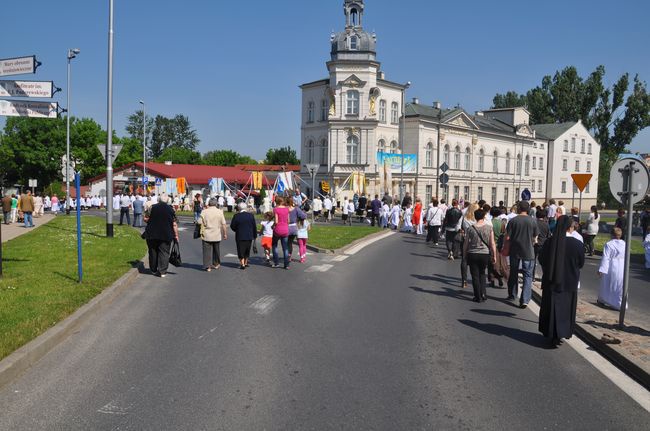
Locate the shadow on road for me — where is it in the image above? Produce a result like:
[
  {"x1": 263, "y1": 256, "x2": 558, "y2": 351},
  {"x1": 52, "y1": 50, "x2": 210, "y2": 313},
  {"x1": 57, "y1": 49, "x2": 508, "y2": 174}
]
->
[
  {"x1": 408, "y1": 285, "x2": 474, "y2": 302},
  {"x1": 410, "y1": 273, "x2": 461, "y2": 288},
  {"x1": 458, "y1": 319, "x2": 551, "y2": 349},
  {"x1": 470, "y1": 308, "x2": 538, "y2": 324},
  {"x1": 584, "y1": 320, "x2": 650, "y2": 337}
]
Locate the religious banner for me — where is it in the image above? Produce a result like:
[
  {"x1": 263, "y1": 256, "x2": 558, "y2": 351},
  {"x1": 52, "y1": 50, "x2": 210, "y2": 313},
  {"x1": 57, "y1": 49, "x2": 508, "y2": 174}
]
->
[
  {"x1": 252, "y1": 171, "x2": 264, "y2": 190},
  {"x1": 320, "y1": 181, "x2": 330, "y2": 194},
  {"x1": 376, "y1": 152, "x2": 417, "y2": 174}
]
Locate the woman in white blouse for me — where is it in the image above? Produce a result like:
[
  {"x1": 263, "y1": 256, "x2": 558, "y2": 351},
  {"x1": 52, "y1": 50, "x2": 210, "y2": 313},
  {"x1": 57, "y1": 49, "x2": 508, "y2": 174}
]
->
[{"x1": 585, "y1": 205, "x2": 600, "y2": 256}]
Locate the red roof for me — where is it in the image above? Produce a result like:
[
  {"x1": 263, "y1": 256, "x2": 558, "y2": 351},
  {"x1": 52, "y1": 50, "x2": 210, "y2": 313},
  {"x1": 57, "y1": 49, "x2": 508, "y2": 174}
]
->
[{"x1": 235, "y1": 164, "x2": 301, "y2": 172}]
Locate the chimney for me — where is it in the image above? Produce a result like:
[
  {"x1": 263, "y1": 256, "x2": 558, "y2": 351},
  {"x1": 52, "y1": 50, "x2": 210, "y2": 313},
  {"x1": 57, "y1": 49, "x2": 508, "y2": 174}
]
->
[
  {"x1": 412, "y1": 97, "x2": 419, "y2": 105},
  {"x1": 475, "y1": 111, "x2": 484, "y2": 117},
  {"x1": 433, "y1": 101, "x2": 441, "y2": 109}
]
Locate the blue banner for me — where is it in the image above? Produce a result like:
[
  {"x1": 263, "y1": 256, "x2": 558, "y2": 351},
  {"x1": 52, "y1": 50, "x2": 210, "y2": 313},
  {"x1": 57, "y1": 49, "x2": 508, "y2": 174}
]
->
[{"x1": 377, "y1": 152, "x2": 416, "y2": 174}]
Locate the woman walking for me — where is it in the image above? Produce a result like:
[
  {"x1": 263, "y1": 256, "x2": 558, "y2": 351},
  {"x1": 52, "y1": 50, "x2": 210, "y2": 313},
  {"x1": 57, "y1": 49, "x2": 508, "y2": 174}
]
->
[
  {"x1": 231, "y1": 202, "x2": 258, "y2": 270},
  {"x1": 296, "y1": 215, "x2": 311, "y2": 263},
  {"x1": 272, "y1": 196, "x2": 290, "y2": 269},
  {"x1": 584, "y1": 205, "x2": 600, "y2": 256},
  {"x1": 199, "y1": 198, "x2": 227, "y2": 271},
  {"x1": 287, "y1": 199, "x2": 307, "y2": 261},
  {"x1": 459, "y1": 203, "x2": 479, "y2": 289},
  {"x1": 539, "y1": 215, "x2": 585, "y2": 346},
  {"x1": 144, "y1": 194, "x2": 179, "y2": 277},
  {"x1": 490, "y1": 206, "x2": 508, "y2": 287},
  {"x1": 425, "y1": 199, "x2": 443, "y2": 245},
  {"x1": 597, "y1": 227, "x2": 626, "y2": 310},
  {"x1": 412, "y1": 198, "x2": 423, "y2": 235},
  {"x1": 463, "y1": 209, "x2": 497, "y2": 302},
  {"x1": 193, "y1": 193, "x2": 204, "y2": 223}
]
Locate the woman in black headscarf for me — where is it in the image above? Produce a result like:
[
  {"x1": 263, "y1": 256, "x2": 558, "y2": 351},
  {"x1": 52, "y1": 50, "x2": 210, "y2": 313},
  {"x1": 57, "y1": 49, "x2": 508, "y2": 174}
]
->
[{"x1": 538, "y1": 215, "x2": 585, "y2": 346}]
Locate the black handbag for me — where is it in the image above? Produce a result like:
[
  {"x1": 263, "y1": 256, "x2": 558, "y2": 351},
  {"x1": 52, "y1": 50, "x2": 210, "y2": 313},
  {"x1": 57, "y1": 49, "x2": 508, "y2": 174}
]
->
[
  {"x1": 169, "y1": 240, "x2": 182, "y2": 267},
  {"x1": 193, "y1": 223, "x2": 201, "y2": 239}
]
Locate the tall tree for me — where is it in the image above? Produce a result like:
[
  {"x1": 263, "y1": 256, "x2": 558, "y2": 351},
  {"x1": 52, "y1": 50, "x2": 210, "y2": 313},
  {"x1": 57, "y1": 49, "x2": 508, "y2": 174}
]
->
[
  {"x1": 154, "y1": 146, "x2": 202, "y2": 165},
  {"x1": 264, "y1": 146, "x2": 300, "y2": 165},
  {"x1": 149, "y1": 114, "x2": 200, "y2": 158},
  {"x1": 202, "y1": 150, "x2": 257, "y2": 166},
  {"x1": 125, "y1": 109, "x2": 154, "y2": 153}
]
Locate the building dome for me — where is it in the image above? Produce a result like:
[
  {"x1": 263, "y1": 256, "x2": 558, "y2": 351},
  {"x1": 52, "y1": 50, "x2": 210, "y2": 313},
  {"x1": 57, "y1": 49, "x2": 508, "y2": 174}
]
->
[{"x1": 331, "y1": 29, "x2": 376, "y2": 56}]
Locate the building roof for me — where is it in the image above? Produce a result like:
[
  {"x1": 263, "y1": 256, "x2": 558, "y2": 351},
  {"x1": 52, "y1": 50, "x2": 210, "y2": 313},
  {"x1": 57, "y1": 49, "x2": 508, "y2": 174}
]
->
[
  {"x1": 405, "y1": 103, "x2": 519, "y2": 136},
  {"x1": 531, "y1": 122, "x2": 577, "y2": 140},
  {"x1": 235, "y1": 164, "x2": 300, "y2": 172}
]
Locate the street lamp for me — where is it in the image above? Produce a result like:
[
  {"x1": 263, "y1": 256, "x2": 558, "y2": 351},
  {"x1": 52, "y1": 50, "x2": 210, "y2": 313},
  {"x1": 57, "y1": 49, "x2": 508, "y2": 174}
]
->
[
  {"x1": 306, "y1": 163, "x2": 319, "y2": 222},
  {"x1": 399, "y1": 81, "x2": 411, "y2": 205},
  {"x1": 106, "y1": 0, "x2": 115, "y2": 237},
  {"x1": 66, "y1": 48, "x2": 80, "y2": 215},
  {"x1": 139, "y1": 100, "x2": 146, "y2": 190}
]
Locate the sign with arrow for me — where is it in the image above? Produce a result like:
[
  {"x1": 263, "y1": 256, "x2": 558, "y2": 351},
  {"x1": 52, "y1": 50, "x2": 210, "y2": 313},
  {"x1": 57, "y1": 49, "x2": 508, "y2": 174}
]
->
[
  {"x1": 97, "y1": 144, "x2": 123, "y2": 164},
  {"x1": 0, "y1": 80, "x2": 57, "y2": 98},
  {"x1": 0, "y1": 55, "x2": 40, "y2": 77},
  {"x1": 0, "y1": 100, "x2": 58, "y2": 118}
]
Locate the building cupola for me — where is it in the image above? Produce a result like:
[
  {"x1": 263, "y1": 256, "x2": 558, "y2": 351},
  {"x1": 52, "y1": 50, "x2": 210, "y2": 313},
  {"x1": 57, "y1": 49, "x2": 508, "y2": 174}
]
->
[{"x1": 331, "y1": 0, "x2": 376, "y2": 62}]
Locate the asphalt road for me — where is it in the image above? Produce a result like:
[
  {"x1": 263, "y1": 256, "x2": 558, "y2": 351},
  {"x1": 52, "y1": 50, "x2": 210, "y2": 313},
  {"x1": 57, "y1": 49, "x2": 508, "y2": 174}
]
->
[{"x1": 1, "y1": 223, "x2": 648, "y2": 430}]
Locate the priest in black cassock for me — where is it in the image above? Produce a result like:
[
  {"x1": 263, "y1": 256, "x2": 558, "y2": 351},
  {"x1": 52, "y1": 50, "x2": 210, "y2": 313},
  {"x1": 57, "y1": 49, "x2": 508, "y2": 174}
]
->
[{"x1": 538, "y1": 215, "x2": 585, "y2": 347}]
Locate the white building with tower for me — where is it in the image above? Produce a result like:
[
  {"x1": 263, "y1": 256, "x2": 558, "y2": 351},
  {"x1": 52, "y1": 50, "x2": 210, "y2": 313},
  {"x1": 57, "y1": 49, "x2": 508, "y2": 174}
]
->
[{"x1": 300, "y1": 0, "x2": 600, "y2": 207}]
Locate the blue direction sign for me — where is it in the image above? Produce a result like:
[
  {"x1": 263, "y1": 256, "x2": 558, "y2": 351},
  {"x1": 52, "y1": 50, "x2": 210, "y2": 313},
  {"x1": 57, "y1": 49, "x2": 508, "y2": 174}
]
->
[
  {"x1": 439, "y1": 173, "x2": 449, "y2": 185},
  {"x1": 143, "y1": 177, "x2": 149, "y2": 185}
]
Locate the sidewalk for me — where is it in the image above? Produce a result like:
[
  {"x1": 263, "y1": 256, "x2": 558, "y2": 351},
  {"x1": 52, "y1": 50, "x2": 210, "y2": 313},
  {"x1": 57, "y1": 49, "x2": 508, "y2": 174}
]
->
[
  {"x1": 1, "y1": 214, "x2": 56, "y2": 243},
  {"x1": 531, "y1": 282, "x2": 650, "y2": 389}
]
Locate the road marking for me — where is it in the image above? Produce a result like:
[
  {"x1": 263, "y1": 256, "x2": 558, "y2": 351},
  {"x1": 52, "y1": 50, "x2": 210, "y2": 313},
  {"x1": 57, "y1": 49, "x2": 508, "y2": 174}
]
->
[
  {"x1": 249, "y1": 295, "x2": 280, "y2": 315},
  {"x1": 526, "y1": 300, "x2": 650, "y2": 412},
  {"x1": 344, "y1": 231, "x2": 394, "y2": 256},
  {"x1": 329, "y1": 255, "x2": 349, "y2": 262},
  {"x1": 225, "y1": 253, "x2": 238, "y2": 258},
  {"x1": 197, "y1": 326, "x2": 219, "y2": 340},
  {"x1": 305, "y1": 264, "x2": 334, "y2": 273},
  {"x1": 177, "y1": 227, "x2": 188, "y2": 231},
  {"x1": 97, "y1": 401, "x2": 131, "y2": 416}
]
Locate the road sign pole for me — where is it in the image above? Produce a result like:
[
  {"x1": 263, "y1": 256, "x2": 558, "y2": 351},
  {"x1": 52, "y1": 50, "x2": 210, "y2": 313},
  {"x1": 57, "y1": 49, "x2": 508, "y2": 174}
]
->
[
  {"x1": 75, "y1": 172, "x2": 83, "y2": 283},
  {"x1": 578, "y1": 190, "x2": 583, "y2": 224},
  {"x1": 619, "y1": 160, "x2": 637, "y2": 327},
  {"x1": 105, "y1": 0, "x2": 115, "y2": 238}
]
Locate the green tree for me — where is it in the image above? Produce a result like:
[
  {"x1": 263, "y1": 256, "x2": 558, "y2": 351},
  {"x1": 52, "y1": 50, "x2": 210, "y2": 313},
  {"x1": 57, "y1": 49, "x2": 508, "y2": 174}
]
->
[
  {"x1": 114, "y1": 135, "x2": 146, "y2": 167},
  {"x1": 125, "y1": 109, "x2": 154, "y2": 154},
  {"x1": 150, "y1": 114, "x2": 200, "y2": 158},
  {"x1": 264, "y1": 146, "x2": 300, "y2": 165},
  {"x1": 154, "y1": 146, "x2": 202, "y2": 164},
  {"x1": 202, "y1": 150, "x2": 257, "y2": 166}
]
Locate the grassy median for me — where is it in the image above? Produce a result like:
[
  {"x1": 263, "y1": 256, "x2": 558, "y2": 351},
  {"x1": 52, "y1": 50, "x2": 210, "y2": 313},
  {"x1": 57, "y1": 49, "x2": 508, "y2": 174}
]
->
[
  {"x1": 0, "y1": 216, "x2": 146, "y2": 360},
  {"x1": 308, "y1": 225, "x2": 381, "y2": 250},
  {"x1": 594, "y1": 233, "x2": 644, "y2": 256}
]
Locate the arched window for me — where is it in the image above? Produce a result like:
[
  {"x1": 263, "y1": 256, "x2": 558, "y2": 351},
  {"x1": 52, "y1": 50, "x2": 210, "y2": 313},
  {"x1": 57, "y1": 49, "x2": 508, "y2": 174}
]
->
[
  {"x1": 350, "y1": 8, "x2": 359, "y2": 26},
  {"x1": 346, "y1": 135, "x2": 359, "y2": 164},
  {"x1": 492, "y1": 150, "x2": 498, "y2": 172},
  {"x1": 425, "y1": 143, "x2": 433, "y2": 168},
  {"x1": 443, "y1": 144, "x2": 450, "y2": 165},
  {"x1": 379, "y1": 100, "x2": 386, "y2": 123},
  {"x1": 505, "y1": 152, "x2": 511, "y2": 174},
  {"x1": 349, "y1": 35, "x2": 358, "y2": 50},
  {"x1": 390, "y1": 140, "x2": 399, "y2": 154},
  {"x1": 391, "y1": 102, "x2": 399, "y2": 123},
  {"x1": 478, "y1": 149, "x2": 485, "y2": 171},
  {"x1": 454, "y1": 146, "x2": 461, "y2": 169},
  {"x1": 307, "y1": 101, "x2": 314, "y2": 123},
  {"x1": 525, "y1": 155, "x2": 530, "y2": 176},
  {"x1": 346, "y1": 90, "x2": 359, "y2": 115},
  {"x1": 320, "y1": 139, "x2": 328, "y2": 165},
  {"x1": 378, "y1": 139, "x2": 386, "y2": 153},
  {"x1": 516, "y1": 154, "x2": 522, "y2": 175},
  {"x1": 320, "y1": 99, "x2": 328, "y2": 121},
  {"x1": 464, "y1": 147, "x2": 471, "y2": 170},
  {"x1": 307, "y1": 140, "x2": 314, "y2": 163}
]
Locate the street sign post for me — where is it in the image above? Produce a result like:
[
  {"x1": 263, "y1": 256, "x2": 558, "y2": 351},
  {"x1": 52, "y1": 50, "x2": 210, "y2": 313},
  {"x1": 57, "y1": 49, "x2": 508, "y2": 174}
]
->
[
  {"x1": 571, "y1": 173, "x2": 593, "y2": 224},
  {"x1": 608, "y1": 155, "x2": 650, "y2": 327},
  {"x1": 97, "y1": 143, "x2": 123, "y2": 164},
  {"x1": 439, "y1": 173, "x2": 449, "y2": 185},
  {"x1": 0, "y1": 100, "x2": 58, "y2": 118},
  {"x1": 0, "y1": 55, "x2": 40, "y2": 77},
  {"x1": 28, "y1": 179, "x2": 37, "y2": 193},
  {"x1": 0, "y1": 80, "x2": 57, "y2": 98}
]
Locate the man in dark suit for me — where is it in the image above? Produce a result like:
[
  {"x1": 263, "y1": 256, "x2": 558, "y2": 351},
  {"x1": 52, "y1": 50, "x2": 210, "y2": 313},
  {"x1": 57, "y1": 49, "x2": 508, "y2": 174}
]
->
[{"x1": 143, "y1": 194, "x2": 178, "y2": 277}]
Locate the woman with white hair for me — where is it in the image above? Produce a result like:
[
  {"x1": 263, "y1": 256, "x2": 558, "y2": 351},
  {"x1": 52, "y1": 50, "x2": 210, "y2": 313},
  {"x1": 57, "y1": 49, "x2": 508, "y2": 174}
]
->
[
  {"x1": 143, "y1": 193, "x2": 179, "y2": 277},
  {"x1": 231, "y1": 202, "x2": 258, "y2": 269},
  {"x1": 200, "y1": 197, "x2": 228, "y2": 271}
]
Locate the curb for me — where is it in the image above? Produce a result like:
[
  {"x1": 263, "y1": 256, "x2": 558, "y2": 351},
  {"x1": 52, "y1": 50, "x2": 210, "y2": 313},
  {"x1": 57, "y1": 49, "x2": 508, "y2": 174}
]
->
[
  {"x1": 306, "y1": 228, "x2": 396, "y2": 255},
  {"x1": 0, "y1": 257, "x2": 145, "y2": 390},
  {"x1": 530, "y1": 286, "x2": 650, "y2": 390}
]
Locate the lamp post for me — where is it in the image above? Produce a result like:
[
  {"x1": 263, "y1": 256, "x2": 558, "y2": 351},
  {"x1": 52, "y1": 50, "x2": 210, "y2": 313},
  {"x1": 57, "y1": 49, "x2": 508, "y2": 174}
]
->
[
  {"x1": 139, "y1": 100, "x2": 146, "y2": 189},
  {"x1": 66, "y1": 48, "x2": 80, "y2": 215},
  {"x1": 399, "y1": 81, "x2": 411, "y2": 205},
  {"x1": 306, "y1": 164, "x2": 319, "y2": 222},
  {"x1": 105, "y1": 0, "x2": 115, "y2": 237}
]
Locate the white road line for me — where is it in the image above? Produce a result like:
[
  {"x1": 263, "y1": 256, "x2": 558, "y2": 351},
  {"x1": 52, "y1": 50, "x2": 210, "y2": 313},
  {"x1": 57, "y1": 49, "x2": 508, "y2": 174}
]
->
[
  {"x1": 97, "y1": 401, "x2": 131, "y2": 416},
  {"x1": 197, "y1": 326, "x2": 219, "y2": 340},
  {"x1": 304, "y1": 264, "x2": 334, "y2": 273},
  {"x1": 329, "y1": 255, "x2": 349, "y2": 262},
  {"x1": 526, "y1": 300, "x2": 650, "y2": 412},
  {"x1": 249, "y1": 295, "x2": 280, "y2": 315},
  {"x1": 344, "y1": 231, "x2": 394, "y2": 256},
  {"x1": 224, "y1": 253, "x2": 238, "y2": 258}
]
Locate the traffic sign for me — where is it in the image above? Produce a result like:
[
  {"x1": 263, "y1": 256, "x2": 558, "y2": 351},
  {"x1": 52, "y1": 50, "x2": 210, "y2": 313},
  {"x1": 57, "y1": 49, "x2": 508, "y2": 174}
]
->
[
  {"x1": 97, "y1": 144, "x2": 123, "y2": 164},
  {"x1": 439, "y1": 173, "x2": 449, "y2": 185},
  {"x1": 28, "y1": 179, "x2": 37, "y2": 188},
  {"x1": 0, "y1": 55, "x2": 40, "y2": 77},
  {"x1": 440, "y1": 162, "x2": 449, "y2": 173},
  {"x1": 142, "y1": 177, "x2": 149, "y2": 185},
  {"x1": 609, "y1": 155, "x2": 649, "y2": 205},
  {"x1": 155, "y1": 178, "x2": 163, "y2": 187},
  {"x1": 0, "y1": 100, "x2": 58, "y2": 118},
  {"x1": 571, "y1": 173, "x2": 593, "y2": 193},
  {"x1": 0, "y1": 80, "x2": 57, "y2": 98}
]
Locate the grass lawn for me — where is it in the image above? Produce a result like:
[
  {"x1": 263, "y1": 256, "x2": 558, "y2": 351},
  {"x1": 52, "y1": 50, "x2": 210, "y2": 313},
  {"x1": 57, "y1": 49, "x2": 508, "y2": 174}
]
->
[
  {"x1": 177, "y1": 210, "x2": 264, "y2": 221},
  {"x1": 593, "y1": 233, "x2": 644, "y2": 256},
  {"x1": 307, "y1": 225, "x2": 380, "y2": 250},
  {"x1": 0, "y1": 216, "x2": 146, "y2": 360}
]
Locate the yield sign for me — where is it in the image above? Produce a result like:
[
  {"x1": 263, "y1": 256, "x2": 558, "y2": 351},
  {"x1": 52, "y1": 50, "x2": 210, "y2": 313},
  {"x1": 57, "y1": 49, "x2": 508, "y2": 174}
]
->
[{"x1": 571, "y1": 173, "x2": 593, "y2": 192}]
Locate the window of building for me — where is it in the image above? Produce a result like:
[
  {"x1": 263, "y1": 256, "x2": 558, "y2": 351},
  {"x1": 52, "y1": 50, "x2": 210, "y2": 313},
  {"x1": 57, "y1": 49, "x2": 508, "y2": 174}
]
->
[
  {"x1": 378, "y1": 139, "x2": 386, "y2": 153},
  {"x1": 571, "y1": 137, "x2": 576, "y2": 152},
  {"x1": 320, "y1": 139, "x2": 328, "y2": 165},
  {"x1": 561, "y1": 181, "x2": 567, "y2": 194},
  {"x1": 443, "y1": 185, "x2": 449, "y2": 202},
  {"x1": 586, "y1": 181, "x2": 590, "y2": 193},
  {"x1": 539, "y1": 157, "x2": 544, "y2": 170},
  {"x1": 562, "y1": 158, "x2": 568, "y2": 171},
  {"x1": 493, "y1": 150, "x2": 498, "y2": 172},
  {"x1": 425, "y1": 143, "x2": 433, "y2": 168},
  {"x1": 575, "y1": 160, "x2": 580, "y2": 172},
  {"x1": 443, "y1": 144, "x2": 450, "y2": 165},
  {"x1": 540, "y1": 143, "x2": 545, "y2": 150},
  {"x1": 390, "y1": 140, "x2": 399, "y2": 154},
  {"x1": 453, "y1": 185, "x2": 460, "y2": 200},
  {"x1": 454, "y1": 146, "x2": 461, "y2": 169},
  {"x1": 307, "y1": 101, "x2": 314, "y2": 123},
  {"x1": 588, "y1": 143, "x2": 592, "y2": 154},
  {"x1": 515, "y1": 188, "x2": 520, "y2": 200},
  {"x1": 346, "y1": 135, "x2": 359, "y2": 164},
  {"x1": 525, "y1": 155, "x2": 530, "y2": 176},
  {"x1": 379, "y1": 100, "x2": 386, "y2": 123},
  {"x1": 320, "y1": 99, "x2": 328, "y2": 121},
  {"x1": 464, "y1": 186, "x2": 470, "y2": 201},
  {"x1": 391, "y1": 102, "x2": 399, "y2": 124},
  {"x1": 491, "y1": 187, "x2": 497, "y2": 206},
  {"x1": 464, "y1": 148, "x2": 471, "y2": 170},
  {"x1": 478, "y1": 149, "x2": 485, "y2": 171},
  {"x1": 516, "y1": 154, "x2": 522, "y2": 175},
  {"x1": 504, "y1": 188, "x2": 509, "y2": 206},
  {"x1": 346, "y1": 90, "x2": 359, "y2": 115},
  {"x1": 587, "y1": 161, "x2": 591, "y2": 172},
  {"x1": 505, "y1": 153, "x2": 511, "y2": 174},
  {"x1": 306, "y1": 140, "x2": 314, "y2": 163},
  {"x1": 477, "y1": 186, "x2": 483, "y2": 201},
  {"x1": 531, "y1": 180, "x2": 535, "y2": 191},
  {"x1": 532, "y1": 156, "x2": 536, "y2": 170},
  {"x1": 349, "y1": 35, "x2": 358, "y2": 50},
  {"x1": 581, "y1": 139, "x2": 586, "y2": 153},
  {"x1": 563, "y1": 140, "x2": 569, "y2": 152},
  {"x1": 426, "y1": 185, "x2": 433, "y2": 199},
  {"x1": 538, "y1": 180, "x2": 542, "y2": 192}
]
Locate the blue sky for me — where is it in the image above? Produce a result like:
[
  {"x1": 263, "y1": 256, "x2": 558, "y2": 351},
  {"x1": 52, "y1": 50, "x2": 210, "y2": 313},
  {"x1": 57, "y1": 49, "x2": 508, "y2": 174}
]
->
[{"x1": 1, "y1": 0, "x2": 649, "y2": 159}]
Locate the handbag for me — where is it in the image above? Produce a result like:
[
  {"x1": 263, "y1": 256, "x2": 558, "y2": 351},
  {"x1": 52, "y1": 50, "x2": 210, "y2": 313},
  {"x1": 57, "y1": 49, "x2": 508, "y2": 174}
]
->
[
  {"x1": 169, "y1": 240, "x2": 182, "y2": 267},
  {"x1": 252, "y1": 240, "x2": 258, "y2": 255},
  {"x1": 500, "y1": 236, "x2": 511, "y2": 257},
  {"x1": 193, "y1": 222, "x2": 201, "y2": 239}
]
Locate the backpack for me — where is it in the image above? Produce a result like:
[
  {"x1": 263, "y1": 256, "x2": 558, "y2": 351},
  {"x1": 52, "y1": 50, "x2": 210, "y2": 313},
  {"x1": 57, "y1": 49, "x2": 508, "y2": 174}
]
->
[{"x1": 445, "y1": 208, "x2": 462, "y2": 228}]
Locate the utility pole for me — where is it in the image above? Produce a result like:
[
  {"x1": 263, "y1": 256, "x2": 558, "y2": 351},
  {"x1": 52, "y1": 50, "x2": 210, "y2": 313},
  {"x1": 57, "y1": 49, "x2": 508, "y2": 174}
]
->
[{"x1": 105, "y1": 0, "x2": 115, "y2": 237}]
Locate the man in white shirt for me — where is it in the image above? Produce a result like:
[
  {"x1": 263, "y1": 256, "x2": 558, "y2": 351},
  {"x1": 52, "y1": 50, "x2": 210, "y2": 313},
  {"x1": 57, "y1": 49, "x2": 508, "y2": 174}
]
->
[
  {"x1": 323, "y1": 196, "x2": 333, "y2": 223},
  {"x1": 119, "y1": 193, "x2": 132, "y2": 225},
  {"x1": 113, "y1": 193, "x2": 121, "y2": 213},
  {"x1": 312, "y1": 196, "x2": 323, "y2": 221}
]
